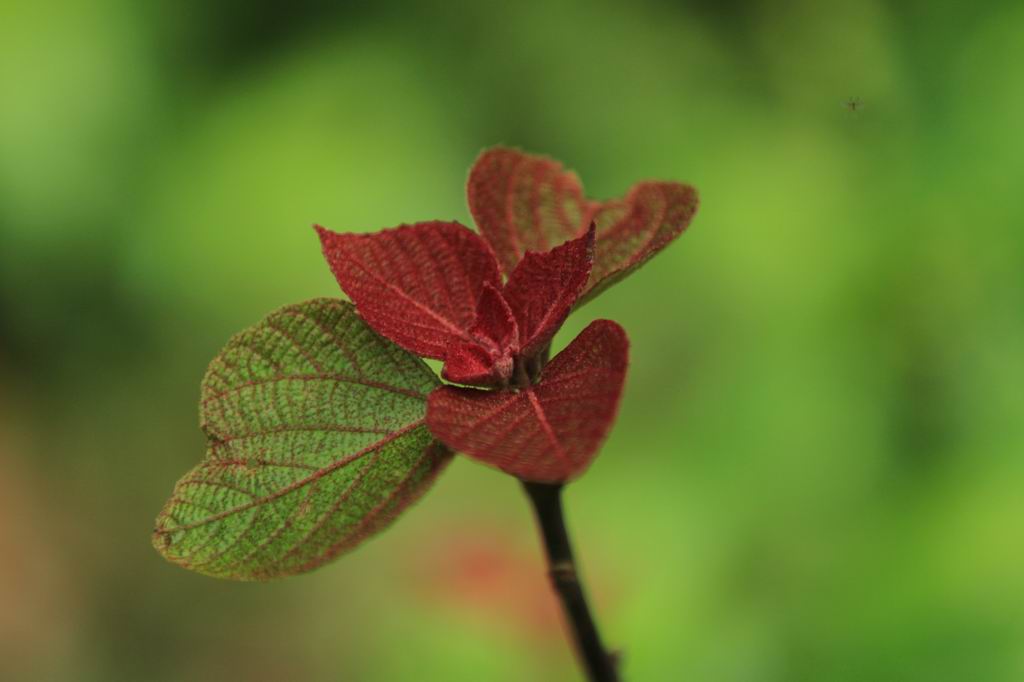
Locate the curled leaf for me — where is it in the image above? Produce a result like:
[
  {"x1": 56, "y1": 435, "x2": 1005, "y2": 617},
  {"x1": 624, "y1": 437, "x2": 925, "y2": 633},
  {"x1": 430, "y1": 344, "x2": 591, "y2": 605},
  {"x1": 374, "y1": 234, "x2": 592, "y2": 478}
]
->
[
  {"x1": 580, "y1": 181, "x2": 699, "y2": 306},
  {"x1": 317, "y1": 221, "x2": 502, "y2": 359},
  {"x1": 467, "y1": 147, "x2": 698, "y2": 307},
  {"x1": 426, "y1": 319, "x2": 629, "y2": 483},
  {"x1": 441, "y1": 282, "x2": 518, "y2": 387},
  {"x1": 153, "y1": 299, "x2": 450, "y2": 580}
]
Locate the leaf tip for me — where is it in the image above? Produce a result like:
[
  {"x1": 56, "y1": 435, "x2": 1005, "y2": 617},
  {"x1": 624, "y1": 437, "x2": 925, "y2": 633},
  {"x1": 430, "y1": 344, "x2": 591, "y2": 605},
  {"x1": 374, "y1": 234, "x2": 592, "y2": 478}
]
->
[{"x1": 315, "y1": 223, "x2": 340, "y2": 255}]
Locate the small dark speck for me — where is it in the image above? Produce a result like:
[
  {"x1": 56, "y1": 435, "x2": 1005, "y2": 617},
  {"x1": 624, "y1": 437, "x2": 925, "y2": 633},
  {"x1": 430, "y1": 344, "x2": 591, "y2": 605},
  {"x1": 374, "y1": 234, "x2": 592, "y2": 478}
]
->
[{"x1": 843, "y1": 96, "x2": 864, "y2": 113}]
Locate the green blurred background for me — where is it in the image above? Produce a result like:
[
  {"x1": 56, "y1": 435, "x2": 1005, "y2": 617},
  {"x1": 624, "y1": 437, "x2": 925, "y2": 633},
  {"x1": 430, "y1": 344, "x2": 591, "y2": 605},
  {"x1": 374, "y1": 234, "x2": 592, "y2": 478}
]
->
[{"x1": 2, "y1": 0, "x2": 1022, "y2": 680}]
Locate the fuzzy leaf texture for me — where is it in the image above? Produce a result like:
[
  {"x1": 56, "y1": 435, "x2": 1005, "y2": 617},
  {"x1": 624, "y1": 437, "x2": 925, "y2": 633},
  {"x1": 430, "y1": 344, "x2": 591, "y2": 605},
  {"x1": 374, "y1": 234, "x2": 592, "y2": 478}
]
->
[
  {"x1": 502, "y1": 223, "x2": 594, "y2": 356},
  {"x1": 467, "y1": 147, "x2": 699, "y2": 306},
  {"x1": 467, "y1": 147, "x2": 589, "y2": 273},
  {"x1": 441, "y1": 282, "x2": 518, "y2": 387},
  {"x1": 317, "y1": 221, "x2": 502, "y2": 360},
  {"x1": 427, "y1": 320, "x2": 629, "y2": 483},
  {"x1": 153, "y1": 299, "x2": 450, "y2": 580}
]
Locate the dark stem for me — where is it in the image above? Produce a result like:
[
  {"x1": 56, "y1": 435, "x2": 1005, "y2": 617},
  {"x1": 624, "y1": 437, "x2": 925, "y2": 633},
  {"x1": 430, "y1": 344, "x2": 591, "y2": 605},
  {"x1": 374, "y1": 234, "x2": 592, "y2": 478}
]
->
[{"x1": 522, "y1": 481, "x2": 620, "y2": 682}]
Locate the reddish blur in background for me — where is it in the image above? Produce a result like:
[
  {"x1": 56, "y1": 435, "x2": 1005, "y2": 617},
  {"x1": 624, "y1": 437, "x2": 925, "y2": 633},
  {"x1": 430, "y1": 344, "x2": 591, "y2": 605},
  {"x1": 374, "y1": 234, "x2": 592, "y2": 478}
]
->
[{"x1": 2, "y1": 1, "x2": 1023, "y2": 680}]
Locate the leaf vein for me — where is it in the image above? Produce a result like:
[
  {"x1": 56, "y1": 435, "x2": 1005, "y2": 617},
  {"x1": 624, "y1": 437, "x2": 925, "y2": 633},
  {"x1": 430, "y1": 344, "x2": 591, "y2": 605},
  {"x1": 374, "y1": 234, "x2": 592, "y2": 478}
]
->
[{"x1": 159, "y1": 420, "x2": 427, "y2": 534}]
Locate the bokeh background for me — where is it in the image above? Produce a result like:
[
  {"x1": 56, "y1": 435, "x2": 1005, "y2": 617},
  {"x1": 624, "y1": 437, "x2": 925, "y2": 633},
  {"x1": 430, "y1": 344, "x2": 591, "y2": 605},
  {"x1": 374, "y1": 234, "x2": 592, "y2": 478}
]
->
[{"x1": 2, "y1": 0, "x2": 1023, "y2": 680}]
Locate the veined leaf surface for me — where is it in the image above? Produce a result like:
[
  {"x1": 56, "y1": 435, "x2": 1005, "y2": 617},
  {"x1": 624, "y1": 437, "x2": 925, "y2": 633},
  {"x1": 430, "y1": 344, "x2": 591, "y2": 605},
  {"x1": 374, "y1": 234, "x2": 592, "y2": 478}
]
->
[
  {"x1": 467, "y1": 147, "x2": 698, "y2": 307},
  {"x1": 153, "y1": 299, "x2": 449, "y2": 580},
  {"x1": 502, "y1": 223, "x2": 594, "y2": 355},
  {"x1": 427, "y1": 319, "x2": 628, "y2": 483},
  {"x1": 317, "y1": 221, "x2": 502, "y2": 360}
]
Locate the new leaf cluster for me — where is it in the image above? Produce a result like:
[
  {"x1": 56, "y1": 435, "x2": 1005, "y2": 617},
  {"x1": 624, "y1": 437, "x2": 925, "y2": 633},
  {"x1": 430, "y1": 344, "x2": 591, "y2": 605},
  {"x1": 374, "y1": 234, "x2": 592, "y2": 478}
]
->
[{"x1": 154, "y1": 147, "x2": 698, "y2": 580}]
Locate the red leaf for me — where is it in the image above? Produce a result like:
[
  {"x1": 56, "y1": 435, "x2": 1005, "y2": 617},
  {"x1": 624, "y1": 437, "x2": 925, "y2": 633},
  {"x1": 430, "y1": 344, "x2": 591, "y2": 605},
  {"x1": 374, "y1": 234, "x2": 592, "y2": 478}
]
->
[
  {"x1": 441, "y1": 342, "x2": 504, "y2": 387},
  {"x1": 467, "y1": 147, "x2": 698, "y2": 306},
  {"x1": 441, "y1": 283, "x2": 518, "y2": 387},
  {"x1": 470, "y1": 282, "x2": 519, "y2": 352},
  {"x1": 317, "y1": 221, "x2": 502, "y2": 359},
  {"x1": 426, "y1": 319, "x2": 629, "y2": 483},
  {"x1": 467, "y1": 147, "x2": 593, "y2": 276},
  {"x1": 502, "y1": 224, "x2": 595, "y2": 357},
  {"x1": 581, "y1": 181, "x2": 699, "y2": 305}
]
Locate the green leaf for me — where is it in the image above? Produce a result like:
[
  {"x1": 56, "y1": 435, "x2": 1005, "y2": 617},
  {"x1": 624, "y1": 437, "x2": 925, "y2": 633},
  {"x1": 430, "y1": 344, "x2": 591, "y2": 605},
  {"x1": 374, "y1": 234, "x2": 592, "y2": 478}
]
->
[{"x1": 152, "y1": 299, "x2": 450, "y2": 581}]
